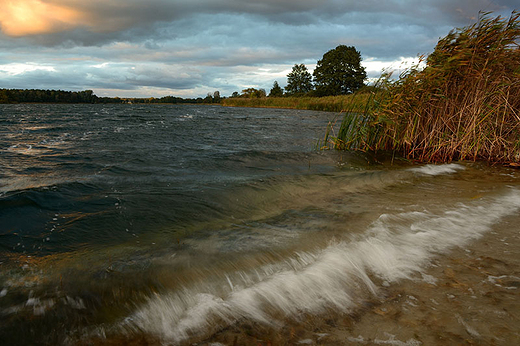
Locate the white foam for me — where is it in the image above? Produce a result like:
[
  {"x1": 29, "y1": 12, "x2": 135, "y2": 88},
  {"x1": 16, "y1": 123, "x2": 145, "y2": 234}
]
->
[
  {"x1": 421, "y1": 273, "x2": 437, "y2": 285},
  {"x1": 374, "y1": 332, "x2": 422, "y2": 345},
  {"x1": 457, "y1": 315, "x2": 480, "y2": 338},
  {"x1": 409, "y1": 163, "x2": 465, "y2": 176},
  {"x1": 348, "y1": 335, "x2": 366, "y2": 343},
  {"x1": 126, "y1": 189, "x2": 520, "y2": 343}
]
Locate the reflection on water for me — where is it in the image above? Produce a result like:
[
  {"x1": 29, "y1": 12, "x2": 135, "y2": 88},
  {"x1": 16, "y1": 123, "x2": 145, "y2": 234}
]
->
[{"x1": 0, "y1": 104, "x2": 519, "y2": 345}]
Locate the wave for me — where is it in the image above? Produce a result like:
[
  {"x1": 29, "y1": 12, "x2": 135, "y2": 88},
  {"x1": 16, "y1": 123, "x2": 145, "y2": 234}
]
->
[
  {"x1": 121, "y1": 188, "x2": 520, "y2": 344},
  {"x1": 409, "y1": 163, "x2": 465, "y2": 176}
]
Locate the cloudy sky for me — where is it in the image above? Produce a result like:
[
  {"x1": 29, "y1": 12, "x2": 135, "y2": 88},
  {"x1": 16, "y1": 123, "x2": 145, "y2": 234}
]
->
[{"x1": 0, "y1": 1, "x2": 517, "y2": 98}]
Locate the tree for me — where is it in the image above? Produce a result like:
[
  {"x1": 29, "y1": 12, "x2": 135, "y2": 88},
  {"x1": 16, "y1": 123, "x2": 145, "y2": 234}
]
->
[
  {"x1": 313, "y1": 45, "x2": 367, "y2": 96},
  {"x1": 257, "y1": 88, "x2": 267, "y2": 98},
  {"x1": 241, "y1": 88, "x2": 266, "y2": 98},
  {"x1": 269, "y1": 81, "x2": 284, "y2": 97},
  {"x1": 204, "y1": 92, "x2": 214, "y2": 103},
  {"x1": 213, "y1": 91, "x2": 221, "y2": 103},
  {"x1": 285, "y1": 64, "x2": 313, "y2": 96}
]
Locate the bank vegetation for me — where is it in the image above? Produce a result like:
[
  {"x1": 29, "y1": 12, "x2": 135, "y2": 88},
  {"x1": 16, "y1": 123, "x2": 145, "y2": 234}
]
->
[
  {"x1": 321, "y1": 12, "x2": 520, "y2": 164},
  {"x1": 222, "y1": 93, "x2": 372, "y2": 113}
]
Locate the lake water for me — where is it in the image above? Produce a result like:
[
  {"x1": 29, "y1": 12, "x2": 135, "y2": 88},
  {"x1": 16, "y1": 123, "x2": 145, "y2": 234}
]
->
[{"x1": 0, "y1": 104, "x2": 519, "y2": 345}]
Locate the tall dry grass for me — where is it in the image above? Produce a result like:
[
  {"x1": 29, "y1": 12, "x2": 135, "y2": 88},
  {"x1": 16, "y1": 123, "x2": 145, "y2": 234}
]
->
[
  {"x1": 326, "y1": 12, "x2": 520, "y2": 163},
  {"x1": 222, "y1": 94, "x2": 372, "y2": 113}
]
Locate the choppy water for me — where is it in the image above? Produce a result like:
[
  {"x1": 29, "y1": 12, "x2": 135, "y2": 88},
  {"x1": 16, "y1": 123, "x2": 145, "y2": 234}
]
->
[{"x1": 0, "y1": 104, "x2": 519, "y2": 345}]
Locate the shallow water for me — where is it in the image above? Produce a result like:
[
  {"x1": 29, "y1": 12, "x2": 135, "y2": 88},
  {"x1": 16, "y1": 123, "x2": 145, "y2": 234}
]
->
[{"x1": 0, "y1": 104, "x2": 519, "y2": 345}]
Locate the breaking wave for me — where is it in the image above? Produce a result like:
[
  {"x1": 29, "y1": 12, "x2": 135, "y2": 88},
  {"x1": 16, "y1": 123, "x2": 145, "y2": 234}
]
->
[{"x1": 124, "y1": 188, "x2": 520, "y2": 344}]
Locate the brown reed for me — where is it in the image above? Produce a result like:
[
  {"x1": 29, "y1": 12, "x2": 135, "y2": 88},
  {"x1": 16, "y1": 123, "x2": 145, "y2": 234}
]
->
[{"x1": 326, "y1": 11, "x2": 520, "y2": 163}]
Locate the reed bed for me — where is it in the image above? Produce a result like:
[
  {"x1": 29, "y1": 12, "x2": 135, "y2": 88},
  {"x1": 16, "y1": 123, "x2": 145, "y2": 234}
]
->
[
  {"x1": 325, "y1": 12, "x2": 520, "y2": 163},
  {"x1": 222, "y1": 94, "x2": 371, "y2": 113}
]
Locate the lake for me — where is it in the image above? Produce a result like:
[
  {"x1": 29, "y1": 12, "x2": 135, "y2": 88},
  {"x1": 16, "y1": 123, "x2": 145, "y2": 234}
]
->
[{"x1": 1, "y1": 104, "x2": 519, "y2": 345}]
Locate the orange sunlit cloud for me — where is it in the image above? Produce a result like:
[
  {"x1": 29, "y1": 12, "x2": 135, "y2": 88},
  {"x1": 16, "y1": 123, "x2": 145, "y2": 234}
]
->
[{"x1": 0, "y1": 0, "x2": 89, "y2": 36}]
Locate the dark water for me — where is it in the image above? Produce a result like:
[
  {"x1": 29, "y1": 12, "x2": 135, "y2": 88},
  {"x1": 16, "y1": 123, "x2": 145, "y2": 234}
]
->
[
  {"x1": 1, "y1": 104, "x2": 519, "y2": 345},
  {"x1": 0, "y1": 104, "x2": 347, "y2": 256}
]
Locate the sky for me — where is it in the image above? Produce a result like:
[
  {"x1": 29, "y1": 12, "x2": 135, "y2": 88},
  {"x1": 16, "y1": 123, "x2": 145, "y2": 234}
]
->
[{"x1": 0, "y1": 1, "x2": 517, "y2": 98}]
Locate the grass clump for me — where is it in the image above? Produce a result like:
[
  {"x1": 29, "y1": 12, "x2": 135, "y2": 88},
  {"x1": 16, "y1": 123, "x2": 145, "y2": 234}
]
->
[{"x1": 325, "y1": 12, "x2": 520, "y2": 163}]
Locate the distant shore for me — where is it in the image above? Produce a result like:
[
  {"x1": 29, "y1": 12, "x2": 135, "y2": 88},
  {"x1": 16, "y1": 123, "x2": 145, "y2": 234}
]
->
[{"x1": 222, "y1": 94, "x2": 370, "y2": 113}]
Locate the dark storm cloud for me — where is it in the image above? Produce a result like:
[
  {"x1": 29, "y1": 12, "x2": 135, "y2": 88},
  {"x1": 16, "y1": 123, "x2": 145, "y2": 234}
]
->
[{"x1": 5, "y1": 0, "x2": 513, "y2": 47}]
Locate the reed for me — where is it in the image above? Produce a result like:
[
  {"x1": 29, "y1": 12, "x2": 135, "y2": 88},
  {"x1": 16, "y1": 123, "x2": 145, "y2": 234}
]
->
[
  {"x1": 325, "y1": 12, "x2": 520, "y2": 163},
  {"x1": 222, "y1": 94, "x2": 372, "y2": 113}
]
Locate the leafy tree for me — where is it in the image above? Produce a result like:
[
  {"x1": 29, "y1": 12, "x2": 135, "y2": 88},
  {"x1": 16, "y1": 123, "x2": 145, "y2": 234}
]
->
[
  {"x1": 204, "y1": 92, "x2": 214, "y2": 103},
  {"x1": 269, "y1": 81, "x2": 284, "y2": 97},
  {"x1": 257, "y1": 89, "x2": 267, "y2": 98},
  {"x1": 241, "y1": 88, "x2": 266, "y2": 98},
  {"x1": 213, "y1": 91, "x2": 221, "y2": 103},
  {"x1": 285, "y1": 64, "x2": 313, "y2": 96},
  {"x1": 313, "y1": 45, "x2": 367, "y2": 96}
]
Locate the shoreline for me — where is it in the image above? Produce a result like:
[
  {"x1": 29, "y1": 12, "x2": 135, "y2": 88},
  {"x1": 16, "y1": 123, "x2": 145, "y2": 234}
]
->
[{"x1": 201, "y1": 212, "x2": 520, "y2": 345}]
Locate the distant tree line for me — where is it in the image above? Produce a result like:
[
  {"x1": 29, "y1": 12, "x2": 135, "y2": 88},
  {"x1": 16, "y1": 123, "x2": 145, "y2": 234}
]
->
[
  {"x1": 0, "y1": 89, "x2": 98, "y2": 104},
  {"x1": 0, "y1": 88, "x2": 224, "y2": 105}
]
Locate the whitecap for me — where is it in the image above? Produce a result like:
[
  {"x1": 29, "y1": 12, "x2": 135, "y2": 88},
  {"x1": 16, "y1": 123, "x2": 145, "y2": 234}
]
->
[{"x1": 409, "y1": 163, "x2": 465, "y2": 176}]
